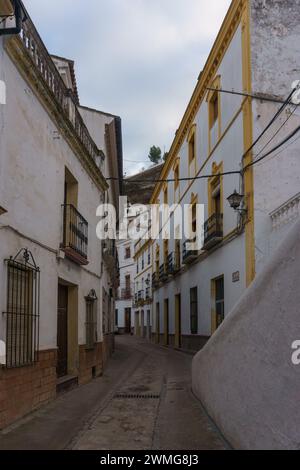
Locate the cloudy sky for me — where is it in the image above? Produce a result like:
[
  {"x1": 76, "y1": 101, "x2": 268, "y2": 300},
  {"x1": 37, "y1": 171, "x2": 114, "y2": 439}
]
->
[{"x1": 25, "y1": 0, "x2": 231, "y2": 175}]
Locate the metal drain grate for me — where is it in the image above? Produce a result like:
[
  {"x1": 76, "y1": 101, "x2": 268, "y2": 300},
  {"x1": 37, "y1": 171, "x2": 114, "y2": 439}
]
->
[{"x1": 113, "y1": 393, "x2": 160, "y2": 400}]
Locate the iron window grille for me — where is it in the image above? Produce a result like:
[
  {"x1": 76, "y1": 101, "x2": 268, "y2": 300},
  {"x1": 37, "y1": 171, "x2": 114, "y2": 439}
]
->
[
  {"x1": 85, "y1": 290, "x2": 97, "y2": 350},
  {"x1": 3, "y1": 248, "x2": 40, "y2": 368}
]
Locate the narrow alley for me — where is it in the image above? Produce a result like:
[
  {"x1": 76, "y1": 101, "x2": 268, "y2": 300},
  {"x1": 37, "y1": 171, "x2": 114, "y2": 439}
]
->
[{"x1": 0, "y1": 336, "x2": 227, "y2": 451}]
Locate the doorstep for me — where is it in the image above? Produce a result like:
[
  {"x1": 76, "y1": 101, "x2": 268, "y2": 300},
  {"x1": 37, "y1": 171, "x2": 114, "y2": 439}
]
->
[{"x1": 56, "y1": 375, "x2": 78, "y2": 395}]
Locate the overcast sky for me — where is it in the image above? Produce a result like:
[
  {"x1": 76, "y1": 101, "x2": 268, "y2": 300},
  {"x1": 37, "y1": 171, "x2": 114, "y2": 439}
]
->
[{"x1": 25, "y1": 0, "x2": 231, "y2": 175}]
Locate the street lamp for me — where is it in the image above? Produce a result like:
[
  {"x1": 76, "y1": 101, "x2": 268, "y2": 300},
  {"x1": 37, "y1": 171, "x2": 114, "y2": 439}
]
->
[{"x1": 227, "y1": 190, "x2": 247, "y2": 215}]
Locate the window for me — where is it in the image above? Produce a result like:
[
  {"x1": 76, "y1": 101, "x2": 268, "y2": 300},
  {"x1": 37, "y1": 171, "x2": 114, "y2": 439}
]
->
[
  {"x1": 142, "y1": 253, "x2": 144, "y2": 270},
  {"x1": 148, "y1": 248, "x2": 151, "y2": 265},
  {"x1": 215, "y1": 277, "x2": 224, "y2": 329},
  {"x1": 85, "y1": 290, "x2": 97, "y2": 349},
  {"x1": 4, "y1": 249, "x2": 40, "y2": 368},
  {"x1": 208, "y1": 163, "x2": 223, "y2": 218},
  {"x1": 175, "y1": 240, "x2": 181, "y2": 269},
  {"x1": 190, "y1": 287, "x2": 198, "y2": 334},
  {"x1": 189, "y1": 132, "x2": 195, "y2": 165},
  {"x1": 207, "y1": 75, "x2": 221, "y2": 151},
  {"x1": 174, "y1": 162, "x2": 179, "y2": 191},
  {"x1": 125, "y1": 246, "x2": 131, "y2": 259},
  {"x1": 136, "y1": 261, "x2": 139, "y2": 274},
  {"x1": 115, "y1": 309, "x2": 118, "y2": 326},
  {"x1": 187, "y1": 125, "x2": 196, "y2": 177}
]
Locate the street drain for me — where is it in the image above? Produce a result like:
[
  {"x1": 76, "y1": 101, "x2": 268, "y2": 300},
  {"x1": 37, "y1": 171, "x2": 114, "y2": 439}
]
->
[{"x1": 113, "y1": 393, "x2": 160, "y2": 400}]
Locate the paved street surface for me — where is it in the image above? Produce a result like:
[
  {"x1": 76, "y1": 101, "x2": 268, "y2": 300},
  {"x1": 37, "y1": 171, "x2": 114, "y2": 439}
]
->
[{"x1": 0, "y1": 336, "x2": 228, "y2": 450}]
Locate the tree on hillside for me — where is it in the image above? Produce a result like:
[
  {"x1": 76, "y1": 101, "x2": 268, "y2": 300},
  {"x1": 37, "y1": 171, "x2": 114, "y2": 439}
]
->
[{"x1": 148, "y1": 146, "x2": 162, "y2": 164}]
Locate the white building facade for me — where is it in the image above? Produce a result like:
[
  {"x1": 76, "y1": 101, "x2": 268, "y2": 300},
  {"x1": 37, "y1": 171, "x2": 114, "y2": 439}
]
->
[
  {"x1": 115, "y1": 237, "x2": 135, "y2": 334},
  {"x1": 0, "y1": 1, "x2": 122, "y2": 429},
  {"x1": 150, "y1": 0, "x2": 300, "y2": 351}
]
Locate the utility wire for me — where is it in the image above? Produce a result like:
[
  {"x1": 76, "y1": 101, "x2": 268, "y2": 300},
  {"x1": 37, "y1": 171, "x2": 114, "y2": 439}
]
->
[
  {"x1": 107, "y1": 87, "x2": 299, "y2": 185},
  {"x1": 206, "y1": 87, "x2": 300, "y2": 106},
  {"x1": 107, "y1": 126, "x2": 300, "y2": 184},
  {"x1": 243, "y1": 125, "x2": 300, "y2": 171},
  {"x1": 252, "y1": 103, "x2": 298, "y2": 164}
]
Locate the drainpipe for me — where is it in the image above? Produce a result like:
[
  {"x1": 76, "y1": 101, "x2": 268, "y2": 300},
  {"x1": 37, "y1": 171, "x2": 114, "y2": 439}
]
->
[{"x1": 0, "y1": 0, "x2": 24, "y2": 37}]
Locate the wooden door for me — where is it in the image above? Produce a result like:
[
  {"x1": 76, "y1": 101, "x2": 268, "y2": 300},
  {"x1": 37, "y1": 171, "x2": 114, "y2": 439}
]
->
[
  {"x1": 175, "y1": 294, "x2": 182, "y2": 348},
  {"x1": 125, "y1": 308, "x2": 131, "y2": 334},
  {"x1": 57, "y1": 284, "x2": 68, "y2": 377}
]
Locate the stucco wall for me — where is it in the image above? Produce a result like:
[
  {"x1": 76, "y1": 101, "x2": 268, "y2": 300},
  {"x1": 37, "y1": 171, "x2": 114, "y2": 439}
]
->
[
  {"x1": 0, "y1": 39, "x2": 106, "y2": 349},
  {"x1": 250, "y1": 0, "x2": 300, "y2": 273},
  {"x1": 192, "y1": 220, "x2": 300, "y2": 450}
]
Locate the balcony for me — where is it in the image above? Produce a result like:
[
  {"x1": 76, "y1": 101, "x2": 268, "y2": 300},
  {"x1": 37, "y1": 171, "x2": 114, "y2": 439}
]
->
[
  {"x1": 61, "y1": 204, "x2": 88, "y2": 265},
  {"x1": 159, "y1": 263, "x2": 168, "y2": 283},
  {"x1": 145, "y1": 287, "x2": 152, "y2": 302},
  {"x1": 152, "y1": 272, "x2": 159, "y2": 290},
  {"x1": 203, "y1": 213, "x2": 223, "y2": 250},
  {"x1": 117, "y1": 288, "x2": 132, "y2": 301},
  {"x1": 182, "y1": 238, "x2": 198, "y2": 264},
  {"x1": 166, "y1": 252, "x2": 180, "y2": 275}
]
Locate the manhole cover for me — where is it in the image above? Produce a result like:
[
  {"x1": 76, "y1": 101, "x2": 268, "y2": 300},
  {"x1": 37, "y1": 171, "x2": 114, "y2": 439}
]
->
[{"x1": 113, "y1": 393, "x2": 160, "y2": 399}]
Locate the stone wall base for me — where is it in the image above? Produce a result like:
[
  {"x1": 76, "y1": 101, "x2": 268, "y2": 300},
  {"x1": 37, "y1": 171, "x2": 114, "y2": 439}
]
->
[
  {"x1": 0, "y1": 349, "x2": 57, "y2": 430},
  {"x1": 78, "y1": 343, "x2": 103, "y2": 385}
]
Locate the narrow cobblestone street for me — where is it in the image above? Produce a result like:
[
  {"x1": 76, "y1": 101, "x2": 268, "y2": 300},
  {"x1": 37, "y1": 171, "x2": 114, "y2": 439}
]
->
[{"x1": 0, "y1": 336, "x2": 227, "y2": 450}]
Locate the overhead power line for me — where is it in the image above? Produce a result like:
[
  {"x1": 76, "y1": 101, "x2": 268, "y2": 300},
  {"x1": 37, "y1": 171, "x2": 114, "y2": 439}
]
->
[
  {"x1": 110, "y1": 86, "x2": 299, "y2": 186},
  {"x1": 107, "y1": 125, "x2": 300, "y2": 184}
]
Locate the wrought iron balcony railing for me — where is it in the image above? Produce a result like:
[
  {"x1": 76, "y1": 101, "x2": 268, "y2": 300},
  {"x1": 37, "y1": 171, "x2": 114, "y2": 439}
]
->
[
  {"x1": 18, "y1": 8, "x2": 101, "y2": 164},
  {"x1": 138, "y1": 290, "x2": 144, "y2": 301},
  {"x1": 152, "y1": 272, "x2": 159, "y2": 290},
  {"x1": 145, "y1": 287, "x2": 152, "y2": 300},
  {"x1": 203, "y1": 213, "x2": 223, "y2": 249},
  {"x1": 182, "y1": 238, "x2": 198, "y2": 264},
  {"x1": 62, "y1": 204, "x2": 88, "y2": 265},
  {"x1": 166, "y1": 252, "x2": 180, "y2": 275},
  {"x1": 159, "y1": 263, "x2": 168, "y2": 282},
  {"x1": 117, "y1": 288, "x2": 132, "y2": 301}
]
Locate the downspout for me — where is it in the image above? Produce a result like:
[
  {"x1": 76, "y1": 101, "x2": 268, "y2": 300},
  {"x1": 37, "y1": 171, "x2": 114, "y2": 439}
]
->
[{"x1": 0, "y1": 0, "x2": 24, "y2": 37}]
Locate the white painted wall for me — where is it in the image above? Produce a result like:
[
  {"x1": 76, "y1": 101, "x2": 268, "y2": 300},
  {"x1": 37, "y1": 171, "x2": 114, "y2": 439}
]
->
[
  {"x1": 250, "y1": 0, "x2": 300, "y2": 274},
  {"x1": 192, "y1": 220, "x2": 300, "y2": 449},
  {"x1": 153, "y1": 25, "x2": 245, "y2": 339},
  {"x1": 0, "y1": 38, "x2": 115, "y2": 353}
]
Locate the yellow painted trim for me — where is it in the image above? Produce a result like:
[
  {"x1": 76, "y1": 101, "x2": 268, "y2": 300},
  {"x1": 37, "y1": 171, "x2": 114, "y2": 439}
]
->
[
  {"x1": 207, "y1": 75, "x2": 222, "y2": 154},
  {"x1": 175, "y1": 294, "x2": 181, "y2": 348},
  {"x1": 155, "y1": 99, "x2": 246, "y2": 239},
  {"x1": 241, "y1": 1, "x2": 255, "y2": 286},
  {"x1": 210, "y1": 279, "x2": 217, "y2": 334},
  {"x1": 150, "y1": 0, "x2": 245, "y2": 204},
  {"x1": 207, "y1": 161, "x2": 223, "y2": 217},
  {"x1": 164, "y1": 299, "x2": 169, "y2": 346},
  {"x1": 155, "y1": 302, "x2": 160, "y2": 343},
  {"x1": 187, "y1": 124, "x2": 197, "y2": 177},
  {"x1": 134, "y1": 238, "x2": 152, "y2": 260}
]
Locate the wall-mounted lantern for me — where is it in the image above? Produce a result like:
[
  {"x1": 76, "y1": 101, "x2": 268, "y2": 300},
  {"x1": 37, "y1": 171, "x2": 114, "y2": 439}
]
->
[{"x1": 227, "y1": 190, "x2": 247, "y2": 215}]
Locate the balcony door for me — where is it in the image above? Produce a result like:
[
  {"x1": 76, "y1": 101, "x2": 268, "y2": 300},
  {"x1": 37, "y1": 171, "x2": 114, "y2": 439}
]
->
[
  {"x1": 57, "y1": 284, "x2": 68, "y2": 378},
  {"x1": 175, "y1": 294, "x2": 182, "y2": 348},
  {"x1": 164, "y1": 299, "x2": 169, "y2": 346},
  {"x1": 125, "y1": 308, "x2": 131, "y2": 334}
]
